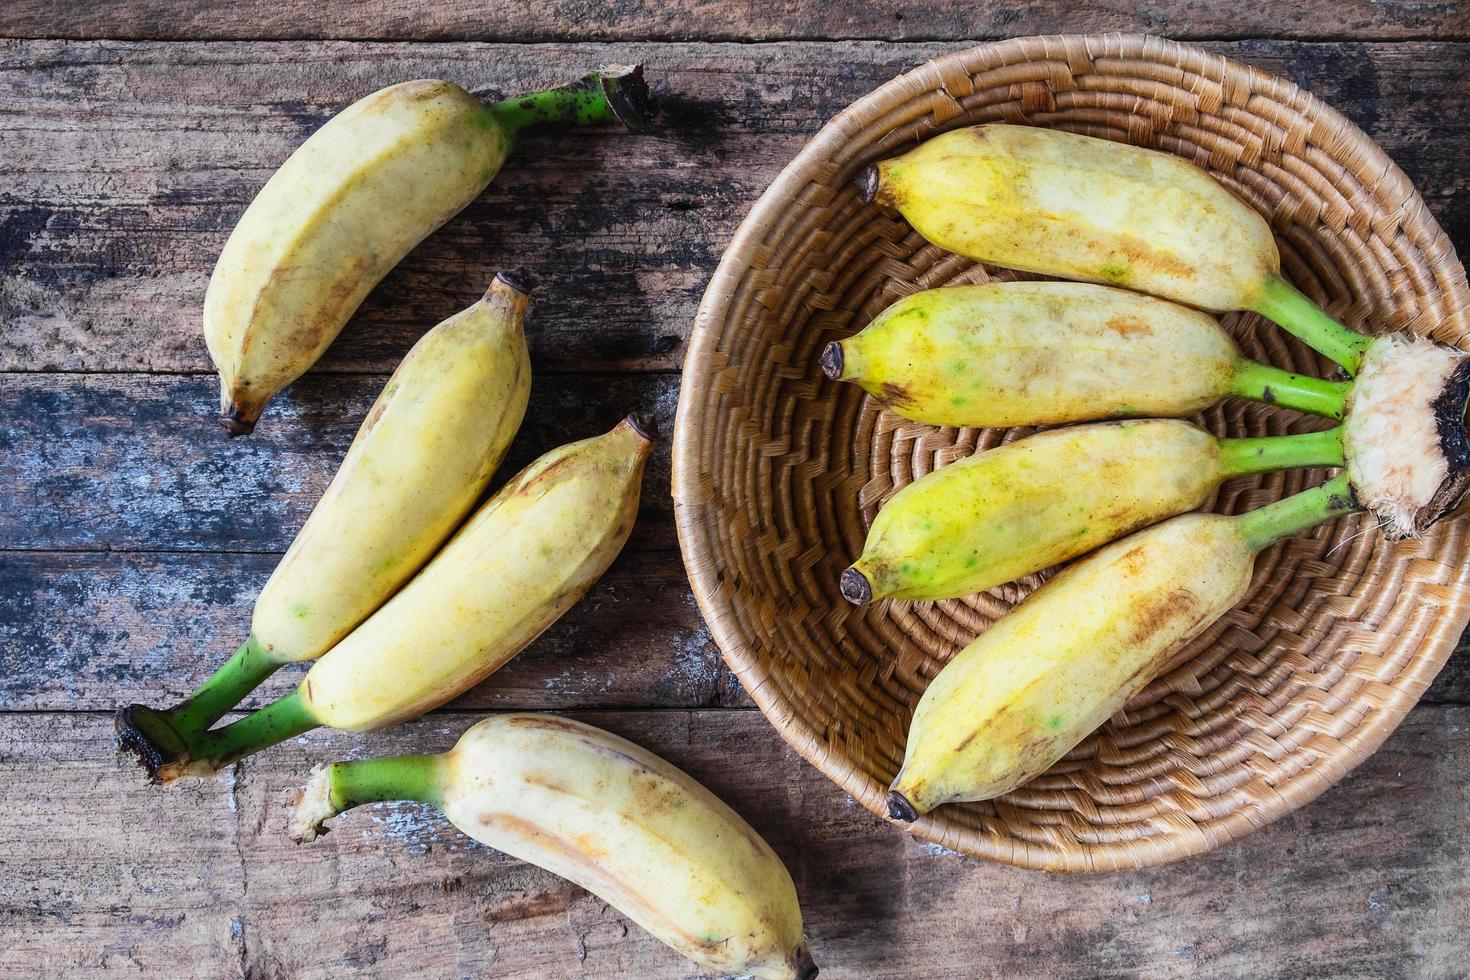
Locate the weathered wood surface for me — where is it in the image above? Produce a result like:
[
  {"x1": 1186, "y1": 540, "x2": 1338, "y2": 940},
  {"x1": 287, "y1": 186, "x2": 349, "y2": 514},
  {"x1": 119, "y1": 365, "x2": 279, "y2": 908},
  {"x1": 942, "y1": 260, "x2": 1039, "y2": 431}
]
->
[
  {"x1": 3, "y1": 707, "x2": 1466, "y2": 978},
  {"x1": 4, "y1": 9, "x2": 1470, "y2": 979},
  {"x1": 3, "y1": 40, "x2": 1469, "y2": 376},
  {"x1": 4, "y1": 547, "x2": 1467, "y2": 713},
  {"x1": 4, "y1": 0, "x2": 1467, "y2": 42},
  {"x1": 0, "y1": 372, "x2": 679, "y2": 553},
  {"x1": 0, "y1": 549, "x2": 745, "y2": 713}
]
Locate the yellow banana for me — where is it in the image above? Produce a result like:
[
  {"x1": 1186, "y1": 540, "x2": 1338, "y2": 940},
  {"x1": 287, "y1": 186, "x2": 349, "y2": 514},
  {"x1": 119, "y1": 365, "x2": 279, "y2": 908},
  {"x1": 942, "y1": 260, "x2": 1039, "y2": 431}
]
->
[
  {"x1": 823, "y1": 282, "x2": 1347, "y2": 427},
  {"x1": 860, "y1": 125, "x2": 1374, "y2": 373},
  {"x1": 118, "y1": 417, "x2": 653, "y2": 782},
  {"x1": 206, "y1": 66, "x2": 654, "y2": 435},
  {"x1": 843, "y1": 419, "x2": 1343, "y2": 604},
  {"x1": 290, "y1": 714, "x2": 817, "y2": 980},
  {"x1": 122, "y1": 274, "x2": 531, "y2": 743},
  {"x1": 887, "y1": 475, "x2": 1359, "y2": 821}
]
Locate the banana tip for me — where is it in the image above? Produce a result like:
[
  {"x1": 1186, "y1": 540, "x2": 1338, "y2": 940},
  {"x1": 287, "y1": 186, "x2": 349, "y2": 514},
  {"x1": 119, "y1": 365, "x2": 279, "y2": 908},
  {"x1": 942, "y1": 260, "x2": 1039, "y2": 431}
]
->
[
  {"x1": 819, "y1": 341, "x2": 844, "y2": 380},
  {"x1": 839, "y1": 567, "x2": 872, "y2": 605},
  {"x1": 793, "y1": 944, "x2": 820, "y2": 980},
  {"x1": 494, "y1": 268, "x2": 534, "y2": 295},
  {"x1": 886, "y1": 790, "x2": 919, "y2": 823},
  {"x1": 219, "y1": 412, "x2": 256, "y2": 438},
  {"x1": 625, "y1": 412, "x2": 659, "y2": 442},
  {"x1": 855, "y1": 164, "x2": 879, "y2": 204}
]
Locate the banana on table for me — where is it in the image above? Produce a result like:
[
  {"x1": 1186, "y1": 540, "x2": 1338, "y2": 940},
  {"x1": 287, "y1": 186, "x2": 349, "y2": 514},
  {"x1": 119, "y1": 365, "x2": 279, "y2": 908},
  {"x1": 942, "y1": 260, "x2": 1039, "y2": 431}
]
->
[
  {"x1": 118, "y1": 416, "x2": 654, "y2": 782},
  {"x1": 206, "y1": 66, "x2": 655, "y2": 435},
  {"x1": 290, "y1": 714, "x2": 819, "y2": 980}
]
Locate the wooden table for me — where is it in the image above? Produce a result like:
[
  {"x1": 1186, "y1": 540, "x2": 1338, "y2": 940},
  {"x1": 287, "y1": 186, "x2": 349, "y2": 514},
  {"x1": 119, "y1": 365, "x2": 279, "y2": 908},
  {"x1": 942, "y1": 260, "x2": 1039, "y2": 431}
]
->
[{"x1": 3, "y1": 3, "x2": 1468, "y2": 977}]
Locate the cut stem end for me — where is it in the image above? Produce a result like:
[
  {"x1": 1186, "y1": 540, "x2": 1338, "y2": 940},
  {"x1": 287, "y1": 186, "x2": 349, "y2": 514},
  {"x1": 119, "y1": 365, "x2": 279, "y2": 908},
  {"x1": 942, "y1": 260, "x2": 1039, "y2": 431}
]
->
[{"x1": 115, "y1": 704, "x2": 186, "y2": 784}]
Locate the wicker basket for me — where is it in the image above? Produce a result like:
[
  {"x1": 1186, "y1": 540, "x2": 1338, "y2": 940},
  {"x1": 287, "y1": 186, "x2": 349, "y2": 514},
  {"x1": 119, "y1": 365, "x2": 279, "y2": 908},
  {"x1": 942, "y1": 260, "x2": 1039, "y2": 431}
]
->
[{"x1": 672, "y1": 34, "x2": 1470, "y2": 870}]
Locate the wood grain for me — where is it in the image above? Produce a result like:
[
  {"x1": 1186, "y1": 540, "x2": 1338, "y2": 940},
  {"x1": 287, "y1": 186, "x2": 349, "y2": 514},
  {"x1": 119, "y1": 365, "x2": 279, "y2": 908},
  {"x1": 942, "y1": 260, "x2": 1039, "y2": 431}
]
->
[
  {"x1": 4, "y1": 545, "x2": 1464, "y2": 710},
  {"x1": 3, "y1": 40, "x2": 1468, "y2": 376},
  {"x1": 3, "y1": 19, "x2": 1469, "y2": 978},
  {"x1": 3, "y1": 0, "x2": 1467, "y2": 43},
  {"x1": 0, "y1": 549, "x2": 746, "y2": 713},
  {"x1": 4, "y1": 706, "x2": 1466, "y2": 978},
  {"x1": 0, "y1": 372, "x2": 678, "y2": 553}
]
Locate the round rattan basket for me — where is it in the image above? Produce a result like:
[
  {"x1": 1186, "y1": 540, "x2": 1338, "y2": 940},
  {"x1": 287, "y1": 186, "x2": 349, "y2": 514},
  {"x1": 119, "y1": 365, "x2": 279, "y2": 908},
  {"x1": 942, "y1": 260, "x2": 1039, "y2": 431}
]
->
[{"x1": 672, "y1": 33, "x2": 1470, "y2": 870}]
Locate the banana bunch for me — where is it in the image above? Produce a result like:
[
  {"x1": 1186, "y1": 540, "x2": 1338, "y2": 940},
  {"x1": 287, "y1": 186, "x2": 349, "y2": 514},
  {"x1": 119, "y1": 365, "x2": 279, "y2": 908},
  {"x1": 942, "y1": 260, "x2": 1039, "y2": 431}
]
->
[
  {"x1": 206, "y1": 66, "x2": 654, "y2": 435},
  {"x1": 128, "y1": 273, "x2": 533, "y2": 744},
  {"x1": 120, "y1": 416, "x2": 654, "y2": 781},
  {"x1": 859, "y1": 125, "x2": 1470, "y2": 537},
  {"x1": 847, "y1": 124, "x2": 1467, "y2": 817},
  {"x1": 290, "y1": 714, "x2": 818, "y2": 980}
]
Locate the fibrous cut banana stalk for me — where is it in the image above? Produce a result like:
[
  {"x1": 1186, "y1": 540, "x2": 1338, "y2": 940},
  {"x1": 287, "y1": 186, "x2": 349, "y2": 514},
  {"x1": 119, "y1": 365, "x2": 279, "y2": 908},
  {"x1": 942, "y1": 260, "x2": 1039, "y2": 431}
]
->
[
  {"x1": 206, "y1": 66, "x2": 654, "y2": 435},
  {"x1": 290, "y1": 714, "x2": 818, "y2": 980},
  {"x1": 823, "y1": 282, "x2": 1348, "y2": 427},
  {"x1": 843, "y1": 419, "x2": 1344, "y2": 604},
  {"x1": 887, "y1": 475, "x2": 1360, "y2": 821},
  {"x1": 122, "y1": 274, "x2": 532, "y2": 745},
  {"x1": 1341, "y1": 333, "x2": 1470, "y2": 538},
  {"x1": 117, "y1": 416, "x2": 654, "y2": 782},
  {"x1": 860, "y1": 124, "x2": 1375, "y2": 374}
]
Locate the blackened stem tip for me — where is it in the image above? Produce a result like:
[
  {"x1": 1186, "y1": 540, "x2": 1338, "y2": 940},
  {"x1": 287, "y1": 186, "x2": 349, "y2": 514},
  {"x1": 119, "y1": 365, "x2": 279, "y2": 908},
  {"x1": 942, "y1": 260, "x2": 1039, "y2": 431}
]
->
[
  {"x1": 887, "y1": 790, "x2": 919, "y2": 823},
  {"x1": 220, "y1": 410, "x2": 255, "y2": 438},
  {"x1": 598, "y1": 64, "x2": 658, "y2": 132},
  {"x1": 839, "y1": 567, "x2": 872, "y2": 606},
  {"x1": 494, "y1": 268, "x2": 533, "y2": 295},
  {"x1": 793, "y1": 944, "x2": 819, "y2": 980},
  {"x1": 819, "y1": 341, "x2": 844, "y2": 380},
  {"x1": 625, "y1": 412, "x2": 659, "y2": 442},
  {"x1": 115, "y1": 704, "x2": 180, "y2": 784},
  {"x1": 855, "y1": 164, "x2": 880, "y2": 204}
]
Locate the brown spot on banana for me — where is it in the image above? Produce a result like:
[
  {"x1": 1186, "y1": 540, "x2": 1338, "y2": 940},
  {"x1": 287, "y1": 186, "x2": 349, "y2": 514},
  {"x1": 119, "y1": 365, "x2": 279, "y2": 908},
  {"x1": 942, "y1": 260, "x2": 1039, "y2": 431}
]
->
[
  {"x1": 1106, "y1": 314, "x2": 1153, "y2": 337},
  {"x1": 879, "y1": 381, "x2": 915, "y2": 409}
]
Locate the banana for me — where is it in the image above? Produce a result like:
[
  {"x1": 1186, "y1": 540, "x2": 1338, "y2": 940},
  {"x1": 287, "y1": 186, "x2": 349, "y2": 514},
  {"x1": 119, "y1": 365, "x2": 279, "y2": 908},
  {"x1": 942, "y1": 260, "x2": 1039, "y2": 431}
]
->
[
  {"x1": 206, "y1": 66, "x2": 654, "y2": 435},
  {"x1": 843, "y1": 419, "x2": 1344, "y2": 604},
  {"x1": 289, "y1": 714, "x2": 818, "y2": 980},
  {"x1": 822, "y1": 282, "x2": 1348, "y2": 427},
  {"x1": 887, "y1": 474, "x2": 1360, "y2": 821},
  {"x1": 860, "y1": 125, "x2": 1374, "y2": 373},
  {"x1": 123, "y1": 273, "x2": 532, "y2": 744},
  {"x1": 117, "y1": 417, "x2": 653, "y2": 782}
]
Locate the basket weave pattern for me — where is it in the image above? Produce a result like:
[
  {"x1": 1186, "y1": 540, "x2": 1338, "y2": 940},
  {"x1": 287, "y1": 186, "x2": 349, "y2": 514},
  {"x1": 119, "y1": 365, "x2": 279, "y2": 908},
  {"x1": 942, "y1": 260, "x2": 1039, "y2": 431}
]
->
[{"x1": 673, "y1": 34, "x2": 1470, "y2": 870}]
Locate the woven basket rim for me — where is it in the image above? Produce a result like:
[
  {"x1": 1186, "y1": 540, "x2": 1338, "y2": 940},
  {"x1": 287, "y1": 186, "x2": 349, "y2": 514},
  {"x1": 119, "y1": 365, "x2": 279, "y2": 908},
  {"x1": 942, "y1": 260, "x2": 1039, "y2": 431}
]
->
[{"x1": 672, "y1": 32, "x2": 1469, "y2": 870}]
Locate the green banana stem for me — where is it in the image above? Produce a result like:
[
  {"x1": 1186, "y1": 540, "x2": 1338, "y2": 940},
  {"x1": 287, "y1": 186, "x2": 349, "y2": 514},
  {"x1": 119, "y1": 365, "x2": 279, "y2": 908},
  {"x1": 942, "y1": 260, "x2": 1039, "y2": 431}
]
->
[
  {"x1": 326, "y1": 754, "x2": 448, "y2": 813},
  {"x1": 183, "y1": 689, "x2": 319, "y2": 771},
  {"x1": 1228, "y1": 358, "x2": 1350, "y2": 419},
  {"x1": 1216, "y1": 426, "x2": 1344, "y2": 479},
  {"x1": 484, "y1": 65, "x2": 656, "y2": 135},
  {"x1": 1235, "y1": 472, "x2": 1361, "y2": 551},
  {"x1": 151, "y1": 636, "x2": 284, "y2": 737},
  {"x1": 1253, "y1": 275, "x2": 1374, "y2": 375}
]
